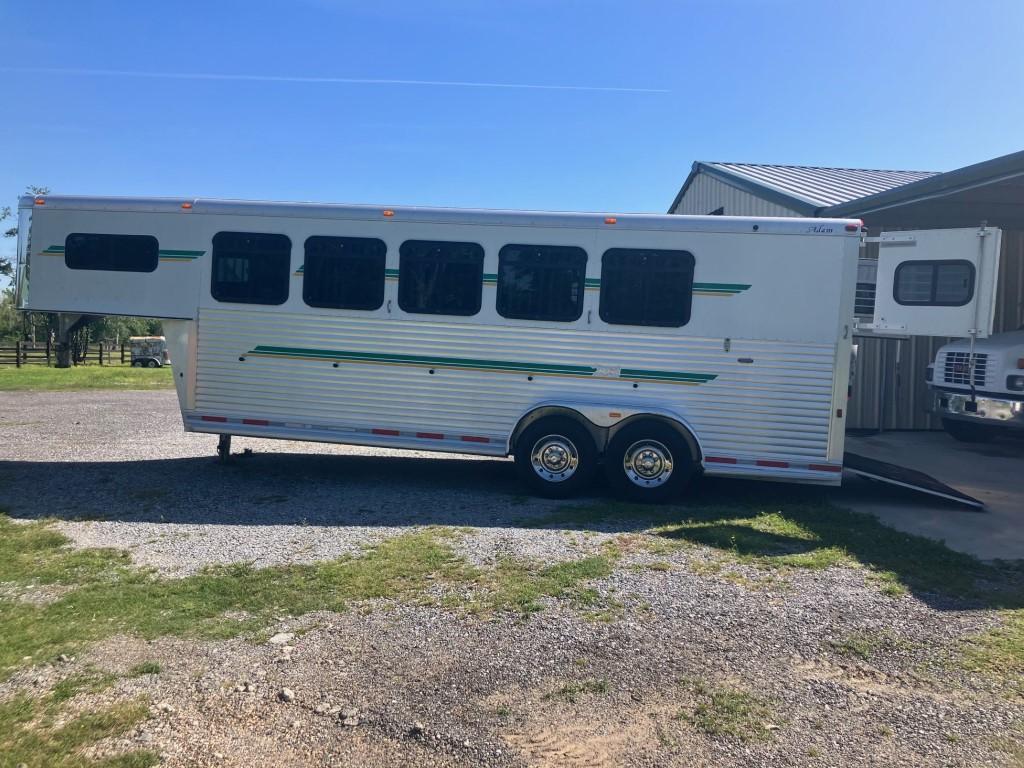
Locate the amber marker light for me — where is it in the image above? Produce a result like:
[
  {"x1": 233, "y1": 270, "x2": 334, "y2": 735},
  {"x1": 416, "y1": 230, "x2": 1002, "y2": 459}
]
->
[
  {"x1": 34, "y1": 197, "x2": 45, "y2": 205},
  {"x1": 382, "y1": 209, "x2": 395, "y2": 217},
  {"x1": 604, "y1": 217, "x2": 617, "y2": 225},
  {"x1": 181, "y1": 202, "x2": 193, "y2": 209}
]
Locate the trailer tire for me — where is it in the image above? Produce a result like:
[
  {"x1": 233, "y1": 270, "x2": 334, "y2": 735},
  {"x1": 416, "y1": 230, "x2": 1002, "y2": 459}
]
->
[
  {"x1": 941, "y1": 418, "x2": 995, "y2": 443},
  {"x1": 604, "y1": 420, "x2": 695, "y2": 503},
  {"x1": 514, "y1": 416, "x2": 597, "y2": 499}
]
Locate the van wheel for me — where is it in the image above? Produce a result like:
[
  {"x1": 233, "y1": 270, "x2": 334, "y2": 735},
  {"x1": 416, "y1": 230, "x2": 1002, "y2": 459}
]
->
[
  {"x1": 942, "y1": 418, "x2": 994, "y2": 443},
  {"x1": 605, "y1": 420, "x2": 695, "y2": 503},
  {"x1": 131, "y1": 361, "x2": 143, "y2": 368},
  {"x1": 145, "y1": 359, "x2": 159, "y2": 368},
  {"x1": 514, "y1": 417, "x2": 597, "y2": 499}
]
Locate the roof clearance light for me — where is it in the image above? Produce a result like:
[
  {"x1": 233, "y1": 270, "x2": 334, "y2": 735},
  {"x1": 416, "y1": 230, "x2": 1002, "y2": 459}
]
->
[
  {"x1": 844, "y1": 222, "x2": 860, "y2": 232},
  {"x1": 181, "y1": 202, "x2": 193, "y2": 209},
  {"x1": 604, "y1": 217, "x2": 617, "y2": 225},
  {"x1": 382, "y1": 210, "x2": 395, "y2": 217},
  {"x1": 34, "y1": 197, "x2": 45, "y2": 205},
  {"x1": 1017, "y1": 358, "x2": 1024, "y2": 369}
]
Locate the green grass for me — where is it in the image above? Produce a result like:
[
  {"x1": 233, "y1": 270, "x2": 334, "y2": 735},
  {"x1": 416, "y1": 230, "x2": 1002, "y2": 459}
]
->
[
  {"x1": 532, "y1": 497, "x2": 1024, "y2": 604},
  {"x1": 680, "y1": 680, "x2": 778, "y2": 741},
  {"x1": 0, "y1": 365, "x2": 174, "y2": 391},
  {"x1": 828, "y1": 630, "x2": 911, "y2": 661},
  {"x1": 470, "y1": 554, "x2": 616, "y2": 615},
  {"x1": 0, "y1": 692, "x2": 157, "y2": 768},
  {"x1": 960, "y1": 610, "x2": 1024, "y2": 696},
  {"x1": 128, "y1": 661, "x2": 161, "y2": 677},
  {"x1": 0, "y1": 515, "x2": 622, "y2": 678},
  {"x1": 544, "y1": 678, "x2": 610, "y2": 703}
]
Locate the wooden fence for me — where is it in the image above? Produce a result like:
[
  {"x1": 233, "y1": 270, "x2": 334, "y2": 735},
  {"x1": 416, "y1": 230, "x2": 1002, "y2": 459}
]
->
[{"x1": 0, "y1": 341, "x2": 131, "y2": 367}]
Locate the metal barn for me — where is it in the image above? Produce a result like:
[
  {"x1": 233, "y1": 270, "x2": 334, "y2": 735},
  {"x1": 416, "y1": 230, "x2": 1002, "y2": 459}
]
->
[{"x1": 667, "y1": 151, "x2": 1024, "y2": 431}]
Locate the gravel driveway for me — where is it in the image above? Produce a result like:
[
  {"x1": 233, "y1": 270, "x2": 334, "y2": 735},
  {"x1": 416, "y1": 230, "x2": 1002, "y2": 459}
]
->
[{"x1": 0, "y1": 390, "x2": 1021, "y2": 767}]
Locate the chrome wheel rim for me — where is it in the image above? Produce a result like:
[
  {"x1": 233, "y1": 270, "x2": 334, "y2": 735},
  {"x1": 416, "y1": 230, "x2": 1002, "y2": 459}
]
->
[
  {"x1": 623, "y1": 439, "x2": 673, "y2": 487},
  {"x1": 530, "y1": 434, "x2": 579, "y2": 483}
]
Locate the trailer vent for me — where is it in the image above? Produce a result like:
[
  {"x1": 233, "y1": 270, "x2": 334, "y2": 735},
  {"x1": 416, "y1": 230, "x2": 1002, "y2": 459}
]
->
[{"x1": 942, "y1": 351, "x2": 987, "y2": 387}]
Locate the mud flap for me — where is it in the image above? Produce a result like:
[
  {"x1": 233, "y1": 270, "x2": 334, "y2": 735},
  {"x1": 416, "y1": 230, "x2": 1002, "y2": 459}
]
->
[{"x1": 844, "y1": 452, "x2": 985, "y2": 510}]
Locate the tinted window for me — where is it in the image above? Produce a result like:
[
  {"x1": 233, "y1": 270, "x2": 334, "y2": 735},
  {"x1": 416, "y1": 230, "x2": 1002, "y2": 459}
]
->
[
  {"x1": 496, "y1": 244, "x2": 587, "y2": 322},
  {"x1": 398, "y1": 240, "x2": 484, "y2": 316},
  {"x1": 599, "y1": 248, "x2": 695, "y2": 327},
  {"x1": 894, "y1": 260, "x2": 974, "y2": 307},
  {"x1": 65, "y1": 233, "x2": 158, "y2": 273},
  {"x1": 303, "y1": 236, "x2": 386, "y2": 310},
  {"x1": 211, "y1": 232, "x2": 291, "y2": 305}
]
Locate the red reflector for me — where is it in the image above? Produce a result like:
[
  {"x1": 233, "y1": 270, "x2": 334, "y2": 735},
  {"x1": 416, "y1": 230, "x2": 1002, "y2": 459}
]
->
[
  {"x1": 201, "y1": 415, "x2": 227, "y2": 423},
  {"x1": 242, "y1": 419, "x2": 269, "y2": 426},
  {"x1": 705, "y1": 456, "x2": 737, "y2": 464},
  {"x1": 845, "y1": 223, "x2": 859, "y2": 232},
  {"x1": 756, "y1": 459, "x2": 789, "y2": 468},
  {"x1": 461, "y1": 435, "x2": 490, "y2": 443},
  {"x1": 809, "y1": 463, "x2": 843, "y2": 473},
  {"x1": 416, "y1": 432, "x2": 444, "y2": 440},
  {"x1": 372, "y1": 428, "x2": 400, "y2": 436}
]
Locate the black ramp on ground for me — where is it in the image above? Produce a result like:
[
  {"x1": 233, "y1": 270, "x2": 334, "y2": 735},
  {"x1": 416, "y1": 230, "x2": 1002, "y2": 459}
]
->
[{"x1": 844, "y1": 452, "x2": 985, "y2": 510}]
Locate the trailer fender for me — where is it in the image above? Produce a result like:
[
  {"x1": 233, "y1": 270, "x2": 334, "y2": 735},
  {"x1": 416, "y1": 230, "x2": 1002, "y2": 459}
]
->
[{"x1": 507, "y1": 401, "x2": 704, "y2": 463}]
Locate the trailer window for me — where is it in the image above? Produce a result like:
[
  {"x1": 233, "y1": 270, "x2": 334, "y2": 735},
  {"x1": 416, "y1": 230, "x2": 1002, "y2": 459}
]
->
[
  {"x1": 303, "y1": 236, "x2": 386, "y2": 310},
  {"x1": 211, "y1": 232, "x2": 291, "y2": 305},
  {"x1": 65, "y1": 233, "x2": 158, "y2": 273},
  {"x1": 599, "y1": 248, "x2": 695, "y2": 327},
  {"x1": 496, "y1": 244, "x2": 587, "y2": 322},
  {"x1": 894, "y1": 259, "x2": 974, "y2": 307},
  {"x1": 398, "y1": 240, "x2": 484, "y2": 316}
]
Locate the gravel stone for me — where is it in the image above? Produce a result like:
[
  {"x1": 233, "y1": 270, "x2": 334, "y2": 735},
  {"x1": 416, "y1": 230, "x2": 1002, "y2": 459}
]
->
[{"x1": 0, "y1": 390, "x2": 1021, "y2": 767}]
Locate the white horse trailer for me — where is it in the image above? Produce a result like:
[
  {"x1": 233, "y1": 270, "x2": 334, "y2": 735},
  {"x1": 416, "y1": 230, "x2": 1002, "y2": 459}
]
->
[{"x1": 16, "y1": 194, "x2": 872, "y2": 500}]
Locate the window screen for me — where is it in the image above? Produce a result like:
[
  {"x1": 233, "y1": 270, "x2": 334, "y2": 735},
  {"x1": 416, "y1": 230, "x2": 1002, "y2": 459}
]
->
[
  {"x1": 894, "y1": 259, "x2": 975, "y2": 307},
  {"x1": 496, "y1": 244, "x2": 587, "y2": 322},
  {"x1": 65, "y1": 233, "x2": 158, "y2": 273},
  {"x1": 211, "y1": 232, "x2": 291, "y2": 305},
  {"x1": 599, "y1": 248, "x2": 695, "y2": 327},
  {"x1": 303, "y1": 236, "x2": 386, "y2": 310},
  {"x1": 398, "y1": 240, "x2": 484, "y2": 316}
]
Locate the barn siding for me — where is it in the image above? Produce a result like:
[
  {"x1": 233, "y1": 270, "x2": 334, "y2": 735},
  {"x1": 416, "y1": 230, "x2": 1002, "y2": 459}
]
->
[
  {"x1": 671, "y1": 173, "x2": 802, "y2": 217},
  {"x1": 672, "y1": 170, "x2": 1024, "y2": 431}
]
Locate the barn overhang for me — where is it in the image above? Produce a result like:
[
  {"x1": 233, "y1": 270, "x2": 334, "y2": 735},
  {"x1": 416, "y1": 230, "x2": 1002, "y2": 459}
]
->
[{"x1": 822, "y1": 149, "x2": 1024, "y2": 230}]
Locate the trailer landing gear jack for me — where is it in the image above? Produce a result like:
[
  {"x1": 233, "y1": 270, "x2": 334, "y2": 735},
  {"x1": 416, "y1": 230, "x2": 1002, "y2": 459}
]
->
[{"x1": 217, "y1": 434, "x2": 231, "y2": 462}]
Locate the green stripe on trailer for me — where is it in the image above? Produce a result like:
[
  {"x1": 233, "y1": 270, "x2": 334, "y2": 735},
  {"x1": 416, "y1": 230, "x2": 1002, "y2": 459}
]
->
[
  {"x1": 247, "y1": 345, "x2": 717, "y2": 385},
  {"x1": 692, "y1": 282, "x2": 751, "y2": 294}
]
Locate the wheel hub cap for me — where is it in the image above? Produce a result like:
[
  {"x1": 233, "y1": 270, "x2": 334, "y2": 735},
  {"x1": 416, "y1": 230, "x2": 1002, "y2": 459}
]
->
[
  {"x1": 623, "y1": 440, "x2": 673, "y2": 487},
  {"x1": 531, "y1": 435, "x2": 579, "y2": 482}
]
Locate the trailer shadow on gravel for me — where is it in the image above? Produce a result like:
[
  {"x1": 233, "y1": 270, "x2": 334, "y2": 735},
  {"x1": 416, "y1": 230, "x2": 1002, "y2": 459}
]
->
[{"x1": 1, "y1": 449, "x2": 1021, "y2": 614}]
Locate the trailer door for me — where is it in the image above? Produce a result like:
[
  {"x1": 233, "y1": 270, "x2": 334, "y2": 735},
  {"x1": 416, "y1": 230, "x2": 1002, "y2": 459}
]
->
[{"x1": 869, "y1": 227, "x2": 1001, "y2": 338}]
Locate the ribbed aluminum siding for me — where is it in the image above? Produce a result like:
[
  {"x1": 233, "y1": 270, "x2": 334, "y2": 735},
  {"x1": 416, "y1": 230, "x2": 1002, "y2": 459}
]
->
[
  {"x1": 194, "y1": 308, "x2": 839, "y2": 463},
  {"x1": 671, "y1": 173, "x2": 802, "y2": 217}
]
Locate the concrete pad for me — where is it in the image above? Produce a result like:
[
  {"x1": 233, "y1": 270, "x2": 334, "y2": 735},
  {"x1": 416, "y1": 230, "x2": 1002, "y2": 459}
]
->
[{"x1": 837, "y1": 431, "x2": 1024, "y2": 562}]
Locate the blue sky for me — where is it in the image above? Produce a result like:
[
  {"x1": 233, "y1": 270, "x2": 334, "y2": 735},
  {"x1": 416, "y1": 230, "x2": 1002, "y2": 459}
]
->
[{"x1": 2, "y1": 0, "x2": 1023, "y2": 266}]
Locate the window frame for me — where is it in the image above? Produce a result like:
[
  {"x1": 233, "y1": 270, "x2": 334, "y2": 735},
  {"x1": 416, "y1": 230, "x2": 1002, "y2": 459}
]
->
[
  {"x1": 210, "y1": 231, "x2": 292, "y2": 306},
  {"x1": 397, "y1": 239, "x2": 485, "y2": 317},
  {"x1": 893, "y1": 259, "x2": 975, "y2": 307},
  {"x1": 302, "y1": 235, "x2": 387, "y2": 311},
  {"x1": 495, "y1": 243, "x2": 588, "y2": 323},
  {"x1": 64, "y1": 233, "x2": 159, "y2": 273},
  {"x1": 598, "y1": 247, "x2": 696, "y2": 328}
]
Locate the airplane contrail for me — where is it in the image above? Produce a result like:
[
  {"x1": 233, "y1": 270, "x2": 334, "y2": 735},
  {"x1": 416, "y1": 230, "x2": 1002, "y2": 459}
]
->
[{"x1": 3, "y1": 66, "x2": 669, "y2": 94}]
